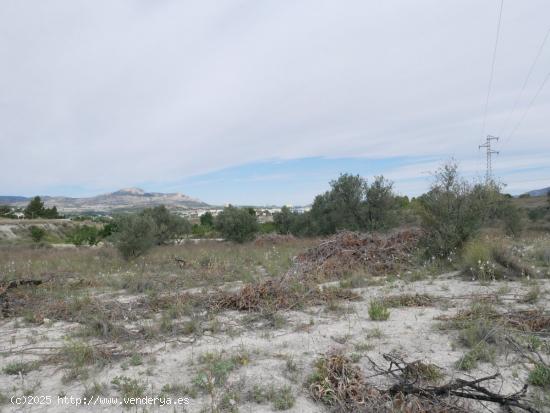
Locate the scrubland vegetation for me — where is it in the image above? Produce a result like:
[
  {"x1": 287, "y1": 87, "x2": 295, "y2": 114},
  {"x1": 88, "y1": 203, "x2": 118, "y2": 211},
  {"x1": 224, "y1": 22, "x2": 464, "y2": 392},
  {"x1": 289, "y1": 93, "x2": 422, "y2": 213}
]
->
[{"x1": 1, "y1": 162, "x2": 550, "y2": 412}]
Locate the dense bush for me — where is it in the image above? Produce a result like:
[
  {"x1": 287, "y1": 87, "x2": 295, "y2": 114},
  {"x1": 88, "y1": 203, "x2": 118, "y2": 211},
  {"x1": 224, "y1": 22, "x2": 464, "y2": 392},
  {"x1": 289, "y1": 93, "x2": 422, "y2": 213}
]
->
[
  {"x1": 274, "y1": 174, "x2": 398, "y2": 236},
  {"x1": 29, "y1": 226, "x2": 46, "y2": 242},
  {"x1": 98, "y1": 221, "x2": 118, "y2": 238},
  {"x1": 68, "y1": 225, "x2": 100, "y2": 246},
  {"x1": 110, "y1": 206, "x2": 191, "y2": 258},
  {"x1": 215, "y1": 205, "x2": 259, "y2": 243},
  {"x1": 111, "y1": 214, "x2": 157, "y2": 259},
  {"x1": 496, "y1": 199, "x2": 523, "y2": 237},
  {"x1": 0, "y1": 205, "x2": 13, "y2": 217},
  {"x1": 200, "y1": 212, "x2": 214, "y2": 227},
  {"x1": 416, "y1": 162, "x2": 503, "y2": 257},
  {"x1": 273, "y1": 206, "x2": 295, "y2": 234},
  {"x1": 142, "y1": 205, "x2": 191, "y2": 244}
]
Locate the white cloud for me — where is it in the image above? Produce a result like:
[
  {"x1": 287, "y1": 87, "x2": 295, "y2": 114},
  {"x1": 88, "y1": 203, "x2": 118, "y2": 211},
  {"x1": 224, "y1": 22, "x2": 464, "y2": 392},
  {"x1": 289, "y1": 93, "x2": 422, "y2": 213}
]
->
[{"x1": 0, "y1": 0, "x2": 549, "y2": 197}]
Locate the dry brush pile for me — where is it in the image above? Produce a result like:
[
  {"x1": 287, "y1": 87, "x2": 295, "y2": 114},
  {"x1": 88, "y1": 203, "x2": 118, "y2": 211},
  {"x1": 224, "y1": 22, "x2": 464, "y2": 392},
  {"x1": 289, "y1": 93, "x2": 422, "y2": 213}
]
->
[
  {"x1": 293, "y1": 229, "x2": 422, "y2": 278},
  {"x1": 209, "y1": 279, "x2": 360, "y2": 313}
]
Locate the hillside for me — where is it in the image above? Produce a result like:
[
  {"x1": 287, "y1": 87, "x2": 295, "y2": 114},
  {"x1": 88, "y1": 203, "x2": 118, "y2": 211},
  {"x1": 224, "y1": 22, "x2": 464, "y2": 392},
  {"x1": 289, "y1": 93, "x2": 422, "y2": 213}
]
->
[
  {"x1": 0, "y1": 187, "x2": 209, "y2": 214},
  {"x1": 524, "y1": 186, "x2": 550, "y2": 197}
]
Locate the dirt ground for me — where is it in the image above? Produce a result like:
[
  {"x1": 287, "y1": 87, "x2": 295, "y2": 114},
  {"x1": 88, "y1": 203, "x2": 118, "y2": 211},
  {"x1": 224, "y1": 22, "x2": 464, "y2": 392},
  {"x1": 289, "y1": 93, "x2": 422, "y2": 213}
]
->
[{"x1": 1, "y1": 236, "x2": 549, "y2": 412}]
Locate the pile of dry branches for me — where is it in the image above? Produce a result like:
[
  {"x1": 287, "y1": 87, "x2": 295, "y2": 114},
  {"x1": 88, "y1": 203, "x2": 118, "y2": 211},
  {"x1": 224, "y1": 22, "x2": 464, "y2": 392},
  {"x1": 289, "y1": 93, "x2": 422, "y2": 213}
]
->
[
  {"x1": 209, "y1": 279, "x2": 360, "y2": 312},
  {"x1": 309, "y1": 351, "x2": 540, "y2": 412},
  {"x1": 295, "y1": 229, "x2": 422, "y2": 278}
]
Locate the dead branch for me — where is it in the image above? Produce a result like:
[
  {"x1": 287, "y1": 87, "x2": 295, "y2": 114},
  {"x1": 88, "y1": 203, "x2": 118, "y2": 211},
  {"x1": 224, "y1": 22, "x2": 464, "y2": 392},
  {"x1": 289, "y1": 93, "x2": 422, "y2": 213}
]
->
[
  {"x1": 311, "y1": 351, "x2": 540, "y2": 413},
  {"x1": 173, "y1": 256, "x2": 187, "y2": 269},
  {"x1": 384, "y1": 354, "x2": 540, "y2": 413}
]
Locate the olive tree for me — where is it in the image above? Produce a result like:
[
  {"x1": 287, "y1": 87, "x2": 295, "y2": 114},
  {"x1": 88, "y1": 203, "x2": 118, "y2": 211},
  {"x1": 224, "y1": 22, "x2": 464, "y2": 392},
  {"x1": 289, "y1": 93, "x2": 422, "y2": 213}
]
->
[
  {"x1": 111, "y1": 214, "x2": 157, "y2": 259},
  {"x1": 215, "y1": 205, "x2": 259, "y2": 243}
]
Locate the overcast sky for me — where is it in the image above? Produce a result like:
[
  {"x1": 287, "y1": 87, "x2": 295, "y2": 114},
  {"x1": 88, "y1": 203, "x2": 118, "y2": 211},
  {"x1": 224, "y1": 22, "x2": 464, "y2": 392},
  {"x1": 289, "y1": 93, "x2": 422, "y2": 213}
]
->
[{"x1": 1, "y1": 1, "x2": 549, "y2": 205}]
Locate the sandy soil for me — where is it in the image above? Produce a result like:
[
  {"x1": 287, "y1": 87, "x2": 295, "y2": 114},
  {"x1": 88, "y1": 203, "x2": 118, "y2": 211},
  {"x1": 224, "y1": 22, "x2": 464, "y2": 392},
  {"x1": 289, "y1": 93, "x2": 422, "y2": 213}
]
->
[{"x1": 1, "y1": 271, "x2": 548, "y2": 413}]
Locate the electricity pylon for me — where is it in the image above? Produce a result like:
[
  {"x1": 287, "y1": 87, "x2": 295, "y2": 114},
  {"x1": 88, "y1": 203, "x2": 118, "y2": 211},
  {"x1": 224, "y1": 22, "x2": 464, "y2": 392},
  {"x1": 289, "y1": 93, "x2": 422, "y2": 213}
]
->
[{"x1": 479, "y1": 135, "x2": 499, "y2": 184}]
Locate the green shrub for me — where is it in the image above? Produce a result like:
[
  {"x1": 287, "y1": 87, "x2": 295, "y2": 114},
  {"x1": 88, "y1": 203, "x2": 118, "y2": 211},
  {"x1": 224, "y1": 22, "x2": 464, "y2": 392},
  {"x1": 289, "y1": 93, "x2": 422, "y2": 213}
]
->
[
  {"x1": 417, "y1": 162, "x2": 500, "y2": 257},
  {"x1": 271, "y1": 385, "x2": 295, "y2": 410},
  {"x1": 534, "y1": 247, "x2": 550, "y2": 266},
  {"x1": 498, "y1": 201, "x2": 523, "y2": 236},
  {"x1": 307, "y1": 174, "x2": 397, "y2": 235},
  {"x1": 458, "y1": 319, "x2": 498, "y2": 348},
  {"x1": 98, "y1": 221, "x2": 117, "y2": 238},
  {"x1": 111, "y1": 214, "x2": 156, "y2": 259},
  {"x1": 455, "y1": 342, "x2": 495, "y2": 371},
  {"x1": 273, "y1": 207, "x2": 315, "y2": 236},
  {"x1": 521, "y1": 285, "x2": 541, "y2": 304},
  {"x1": 273, "y1": 206, "x2": 295, "y2": 234},
  {"x1": 110, "y1": 207, "x2": 191, "y2": 258},
  {"x1": 368, "y1": 300, "x2": 390, "y2": 321},
  {"x1": 111, "y1": 376, "x2": 146, "y2": 401},
  {"x1": 3, "y1": 361, "x2": 39, "y2": 375},
  {"x1": 259, "y1": 221, "x2": 277, "y2": 234},
  {"x1": 248, "y1": 385, "x2": 295, "y2": 410},
  {"x1": 215, "y1": 206, "x2": 259, "y2": 243},
  {"x1": 272, "y1": 174, "x2": 401, "y2": 236},
  {"x1": 142, "y1": 205, "x2": 191, "y2": 244},
  {"x1": 528, "y1": 363, "x2": 550, "y2": 388},
  {"x1": 29, "y1": 226, "x2": 46, "y2": 242},
  {"x1": 200, "y1": 212, "x2": 214, "y2": 227},
  {"x1": 129, "y1": 354, "x2": 143, "y2": 366},
  {"x1": 68, "y1": 224, "x2": 99, "y2": 245},
  {"x1": 62, "y1": 341, "x2": 100, "y2": 367},
  {"x1": 191, "y1": 350, "x2": 250, "y2": 395}
]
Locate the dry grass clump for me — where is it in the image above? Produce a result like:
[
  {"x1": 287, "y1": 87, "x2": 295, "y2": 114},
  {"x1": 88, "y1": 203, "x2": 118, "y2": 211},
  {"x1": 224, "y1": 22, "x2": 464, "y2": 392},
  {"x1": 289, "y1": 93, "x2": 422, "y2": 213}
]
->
[
  {"x1": 438, "y1": 304, "x2": 550, "y2": 334},
  {"x1": 505, "y1": 309, "x2": 550, "y2": 333},
  {"x1": 461, "y1": 237, "x2": 537, "y2": 281},
  {"x1": 308, "y1": 352, "x2": 371, "y2": 408},
  {"x1": 403, "y1": 361, "x2": 443, "y2": 383},
  {"x1": 381, "y1": 293, "x2": 435, "y2": 308},
  {"x1": 437, "y1": 301, "x2": 549, "y2": 372},
  {"x1": 295, "y1": 229, "x2": 422, "y2": 278},
  {"x1": 2, "y1": 360, "x2": 40, "y2": 375},
  {"x1": 436, "y1": 302, "x2": 500, "y2": 328}
]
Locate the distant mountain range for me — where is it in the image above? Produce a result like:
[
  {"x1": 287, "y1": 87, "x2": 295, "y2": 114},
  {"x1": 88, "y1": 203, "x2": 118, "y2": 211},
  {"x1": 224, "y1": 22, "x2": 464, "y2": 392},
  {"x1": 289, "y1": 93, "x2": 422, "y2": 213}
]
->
[
  {"x1": 0, "y1": 187, "x2": 209, "y2": 214},
  {"x1": 524, "y1": 186, "x2": 550, "y2": 197}
]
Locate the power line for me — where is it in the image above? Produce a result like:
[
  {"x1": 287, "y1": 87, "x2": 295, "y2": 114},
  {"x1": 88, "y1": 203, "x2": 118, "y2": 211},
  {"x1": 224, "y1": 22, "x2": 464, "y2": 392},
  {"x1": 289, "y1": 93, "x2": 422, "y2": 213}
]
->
[
  {"x1": 481, "y1": 0, "x2": 505, "y2": 138},
  {"x1": 507, "y1": 68, "x2": 550, "y2": 140},
  {"x1": 499, "y1": 26, "x2": 550, "y2": 138}
]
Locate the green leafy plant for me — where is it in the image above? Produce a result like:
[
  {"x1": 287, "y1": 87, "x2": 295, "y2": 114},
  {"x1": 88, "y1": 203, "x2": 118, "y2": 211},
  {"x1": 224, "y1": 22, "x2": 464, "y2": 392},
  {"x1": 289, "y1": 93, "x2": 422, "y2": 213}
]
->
[
  {"x1": 29, "y1": 226, "x2": 46, "y2": 242},
  {"x1": 368, "y1": 300, "x2": 390, "y2": 321},
  {"x1": 528, "y1": 363, "x2": 550, "y2": 388}
]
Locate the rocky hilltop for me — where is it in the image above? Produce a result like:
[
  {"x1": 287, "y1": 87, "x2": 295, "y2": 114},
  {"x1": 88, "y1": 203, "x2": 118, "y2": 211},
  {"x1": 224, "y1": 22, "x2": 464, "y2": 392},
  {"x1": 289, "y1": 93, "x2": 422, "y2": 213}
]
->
[{"x1": 0, "y1": 187, "x2": 209, "y2": 214}]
